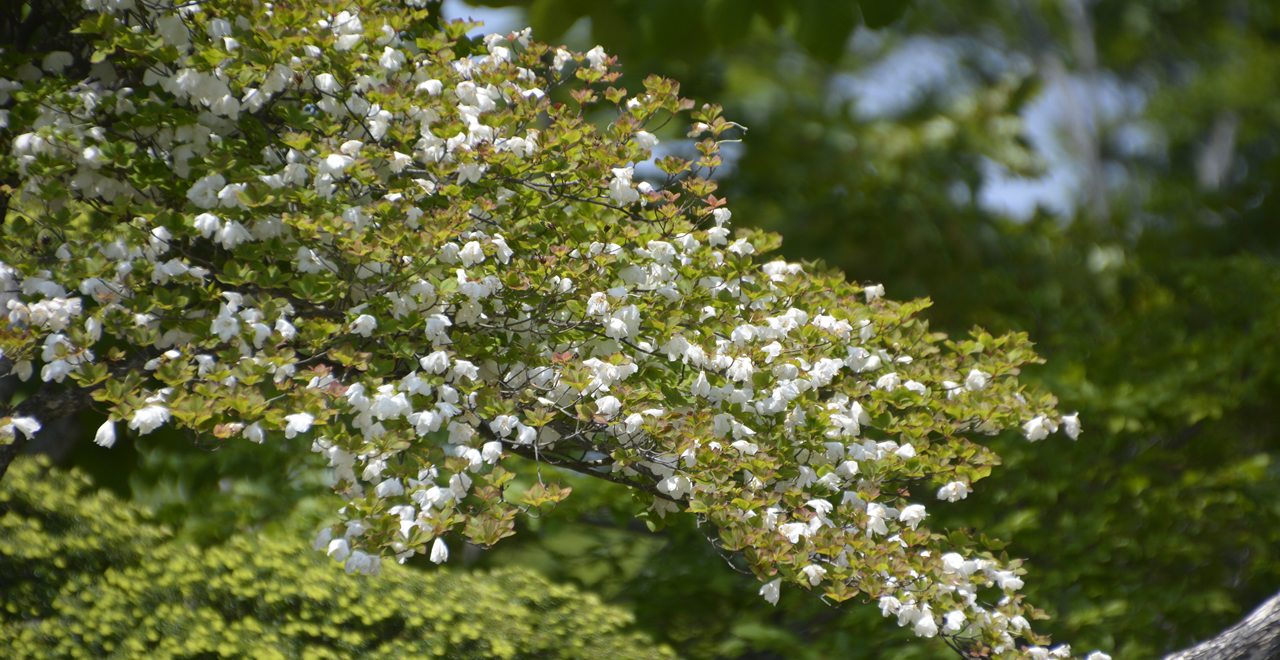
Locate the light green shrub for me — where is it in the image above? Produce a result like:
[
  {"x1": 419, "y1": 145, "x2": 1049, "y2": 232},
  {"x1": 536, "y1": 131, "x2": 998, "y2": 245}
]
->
[{"x1": 1, "y1": 458, "x2": 675, "y2": 660}]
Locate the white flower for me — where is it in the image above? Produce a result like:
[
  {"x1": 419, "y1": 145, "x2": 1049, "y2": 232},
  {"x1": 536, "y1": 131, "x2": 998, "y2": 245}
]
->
[
  {"x1": 192, "y1": 213, "x2": 221, "y2": 238},
  {"x1": 899, "y1": 504, "x2": 927, "y2": 530},
  {"x1": 608, "y1": 167, "x2": 639, "y2": 205},
  {"x1": 378, "y1": 47, "x2": 405, "y2": 72},
  {"x1": 351, "y1": 314, "x2": 377, "y2": 337},
  {"x1": 3, "y1": 416, "x2": 41, "y2": 440},
  {"x1": 585, "y1": 45, "x2": 608, "y2": 70},
  {"x1": 778, "y1": 522, "x2": 810, "y2": 544},
  {"x1": 633, "y1": 131, "x2": 659, "y2": 151},
  {"x1": 420, "y1": 350, "x2": 450, "y2": 374},
  {"x1": 335, "y1": 34, "x2": 362, "y2": 51},
  {"x1": 430, "y1": 537, "x2": 449, "y2": 564},
  {"x1": 94, "y1": 421, "x2": 116, "y2": 448},
  {"x1": 943, "y1": 610, "x2": 967, "y2": 634},
  {"x1": 865, "y1": 283, "x2": 885, "y2": 302},
  {"x1": 459, "y1": 241, "x2": 485, "y2": 266},
  {"x1": 587, "y1": 292, "x2": 610, "y2": 316},
  {"x1": 691, "y1": 371, "x2": 711, "y2": 397},
  {"x1": 458, "y1": 162, "x2": 485, "y2": 184},
  {"x1": 244, "y1": 422, "x2": 266, "y2": 443},
  {"x1": 913, "y1": 611, "x2": 938, "y2": 638},
  {"x1": 595, "y1": 396, "x2": 621, "y2": 418},
  {"x1": 374, "y1": 478, "x2": 405, "y2": 498},
  {"x1": 1085, "y1": 653, "x2": 1112, "y2": 660},
  {"x1": 390, "y1": 151, "x2": 413, "y2": 173},
  {"x1": 759, "y1": 578, "x2": 781, "y2": 605},
  {"x1": 284, "y1": 412, "x2": 315, "y2": 438},
  {"x1": 876, "y1": 372, "x2": 900, "y2": 391},
  {"x1": 129, "y1": 406, "x2": 170, "y2": 435},
  {"x1": 275, "y1": 317, "x2": 297, "y2": 341},
  {"x1": 327, "y1": 538, "x2": 351, "y2": 562},
  {"x1": 313, "y1": 527, "x2": 333, "y2": 552},
  {"x1": 186, "y1": 173, "x2": 226, "y2": 209},
  {"x1": 937, "y1": 481, "x2": 971, "y2": 502},
  {"x1": 727, "y1": 357, "x2": 755, "y2": 383},
  {"x1": 318, "y1": 153, "x2": 355, "y2": 178},
  {"x1": 214, "y1": 221, "x2": 253, "y2": 249},
  {"x1": 1023, "y1": 415, "x2": 1057, "y2": 442},
  {"x1": 965, "y1": 368, "x2": 991, "y2": 392},
  {"x1": 801, "y1": 564, "x2": 827, "y2": 586},
  {"x1": 1062, "y1": 412, "x2": 1082, "y2": 440}
]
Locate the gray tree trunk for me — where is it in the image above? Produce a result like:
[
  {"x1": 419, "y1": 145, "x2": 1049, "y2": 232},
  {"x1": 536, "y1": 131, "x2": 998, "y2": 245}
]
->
[{"x1": 1163, "y1": 590, "x2": 1280, "y2": 660}]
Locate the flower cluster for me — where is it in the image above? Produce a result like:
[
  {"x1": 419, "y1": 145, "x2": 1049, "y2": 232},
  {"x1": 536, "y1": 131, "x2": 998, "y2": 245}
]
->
[{"x1": 0, "y1": 0, "x2": 1089, "y2": 657}]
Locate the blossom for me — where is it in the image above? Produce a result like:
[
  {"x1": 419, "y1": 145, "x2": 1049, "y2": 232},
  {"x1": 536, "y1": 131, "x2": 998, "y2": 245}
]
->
[
  {"x1": 778, "y1": 522, "x2": 810, "y2": 544},
  {"x1": 595, "y1": 396, "x2": 621, "y2": 418},
  {"x1": 965, "y1": 368, "x2": 991, "y2": 392},
  {"x1": 420, "y1": 350, "x2": 450, "y2": 374},
  {"x1": 459, "y1": 241, "x2": 485, "y2": 266},
  {"x1": 327, "y1": 538, "x2": 351, "y2": 562},
  {"x1": 129, "y1": 406, "x2": 170, "y2": 435},
  {"x1": 284, "y1": 412, "x2": 315, "y2": 438},
  {"x1": 214, "y1": 221, "x2": 252, "y2": 249},
  {"x1": 378, "y1": 47, "x2": 405, "y2": 72},
  {"x1": 864, "y1": 283, "x2": 885, "y2": 302},
  {"x1": 690, "y1": 371, "x2": 711, "y2": 397},
  {"x1": 608, "y1": 167, "x2": 639, "y2": 205},
  {"x1": 430, "y1": 537, "x2": 449, "y2": 564},
  {"x1": 94, "y1": 421, "x2": 116, "y2": 448},
  {"x1": 1062, "y1": 412, "x2": 1082, "y2": 440},
  {"x1": 458, "y1": 162, "x2": 485, "y2": 184},
  {"x1": 186, "y1": 173, "x2": 226, "y2": 209},
  {"x1": 899, "y1": 504, "x2": 927, "y2": 530},
  {"x1": 913, "y1": 611, "x2": 938, "y2": 638},
  {"x1": 317, "y1": 153, "x2": 355, "y2": 178},
  {"x1": 633, "y1": 131, "x2": 659, "y2": 151},
  {"x1": 2, "y1": 416, "x2": 41, "y2": 440},
  {"x1": 759, "y1": 578, "x2": 781, "y2": 605},
  {"x1": 192, "y1": 213, "x2": 221, "y2": 238},
  {"x1": 801, "y1": 564, "x2": 827, "y2": 586},
  {"x1": 1023, "y1": 415, "x2": 1057, "y2": 442},
  {"x1": 937, "y1": 481, "x2": 971, "y2": 502},
  {"x1": 244, "y1": 422, "x2": 266, "y2": 444},
  {"x1": 350, "y1": 314, "x2": 377, "y2": 337}
]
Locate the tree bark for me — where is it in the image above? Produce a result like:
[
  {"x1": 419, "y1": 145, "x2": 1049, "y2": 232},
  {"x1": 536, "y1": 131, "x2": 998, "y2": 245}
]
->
[
  {"x1": 0, "y1": 350, "x2": 154, "y2": 481},
  {"x1": 1162, "y1": 590, "x2": 1280, "y2": 660}
]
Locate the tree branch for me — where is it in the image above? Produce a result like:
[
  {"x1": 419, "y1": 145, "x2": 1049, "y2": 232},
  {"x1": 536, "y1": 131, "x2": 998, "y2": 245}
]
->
[
  {"x1": 1162, "y1": 589, "x2": 1280, "y2": 660},
  {"x1": 0, "y1": 350, "x2": 156, "y2": 481}
]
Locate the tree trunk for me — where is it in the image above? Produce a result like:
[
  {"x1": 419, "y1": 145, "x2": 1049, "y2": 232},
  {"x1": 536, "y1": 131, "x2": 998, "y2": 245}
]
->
[
  {"x1": 0, "y1": 350, "x2": 155, "y2": 481},
  {"x1": 1162, "y1": 590, "x2": 1280, "y2": 660}
]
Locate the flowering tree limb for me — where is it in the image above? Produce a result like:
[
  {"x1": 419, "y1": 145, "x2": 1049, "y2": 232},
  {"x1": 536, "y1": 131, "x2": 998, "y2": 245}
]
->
[{"x1": 0, "y1": 1, "x2": 1092, "y2": 657}]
